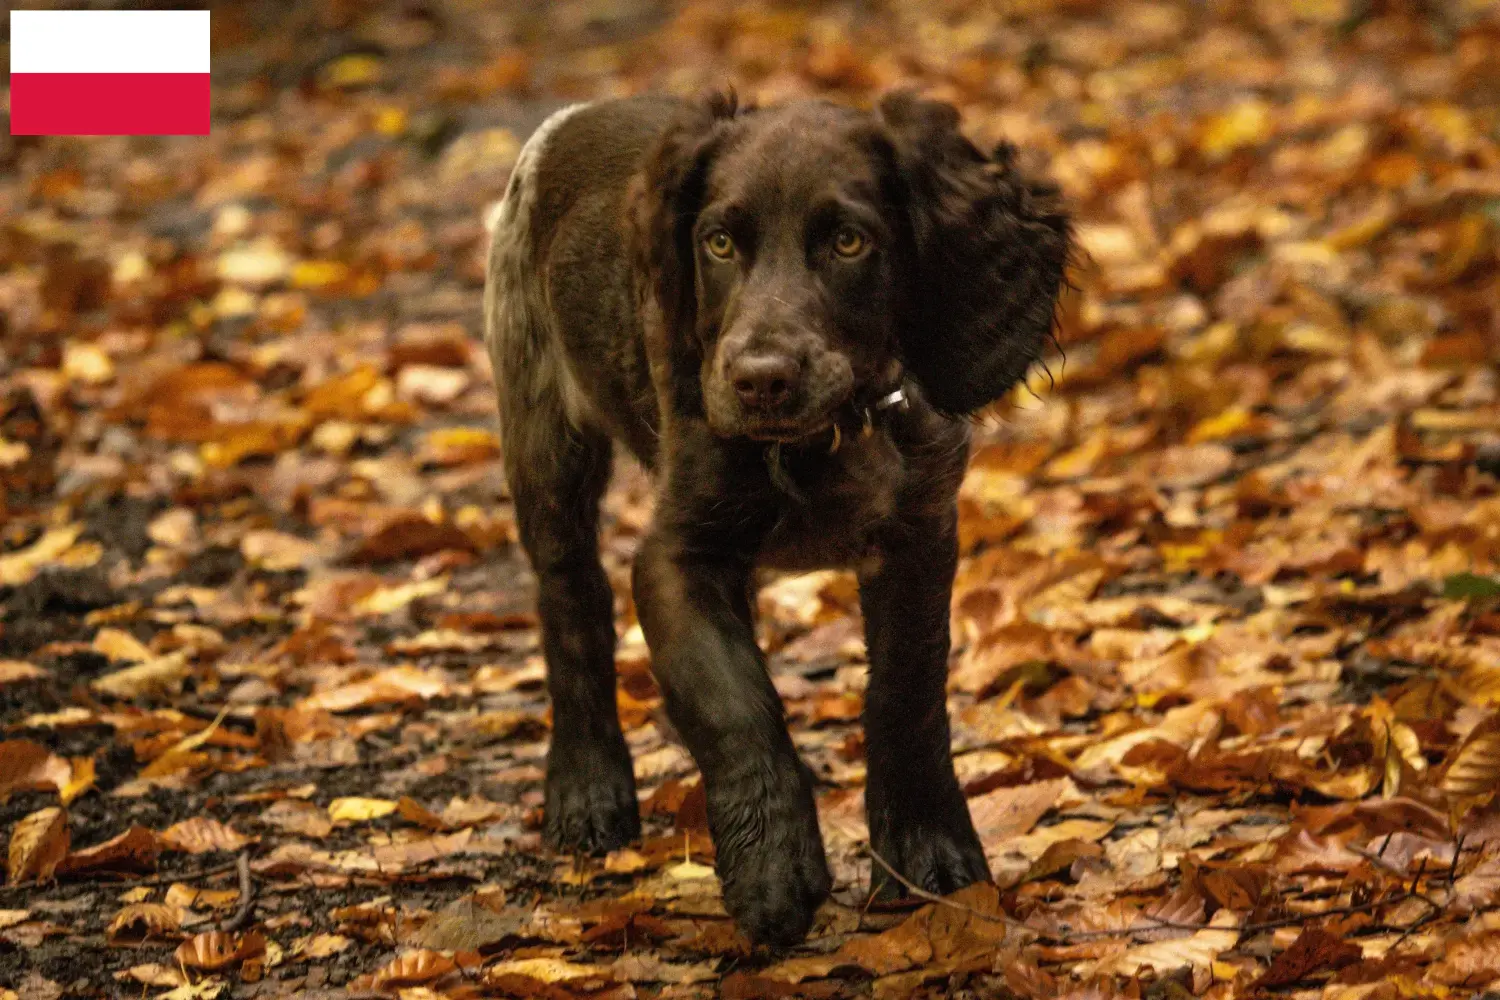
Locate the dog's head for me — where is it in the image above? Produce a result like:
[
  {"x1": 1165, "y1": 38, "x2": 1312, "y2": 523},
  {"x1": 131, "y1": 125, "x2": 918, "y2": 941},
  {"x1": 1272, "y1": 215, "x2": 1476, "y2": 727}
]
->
[{"x1": 629, "y1": 91, "x2": 1071, "y2": 441}]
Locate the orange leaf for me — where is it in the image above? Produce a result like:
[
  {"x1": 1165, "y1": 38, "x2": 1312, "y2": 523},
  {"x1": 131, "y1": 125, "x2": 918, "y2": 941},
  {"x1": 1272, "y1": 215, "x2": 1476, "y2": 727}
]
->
[
  {"x1": 159, "y1": 817, "x2": 252, "y2": 855},
  {"x1": 1443, "y1": 714, "x2": 1500, "y2": 798},
  {"x1": 107, "y1": 903, "x2": 181, "y2": 943},
  {"x1": 174, "y1": 930, "x2": 266, "y2": 971},
  {"x1": 58, "y1": 825, "x2": 160, "y2": 876},
  {"x1": 0, "y1": 740, "x2": 72, "y2": 802},
  {"x1": 370, "y1": 949, "x2": 457, "y2": 988}
]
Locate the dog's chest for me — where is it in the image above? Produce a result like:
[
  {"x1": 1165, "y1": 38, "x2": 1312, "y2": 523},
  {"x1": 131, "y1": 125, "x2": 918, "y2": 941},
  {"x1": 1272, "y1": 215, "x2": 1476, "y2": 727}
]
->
[{"x1": 756, "y1": 435, "x2": 904, "y2": 572}]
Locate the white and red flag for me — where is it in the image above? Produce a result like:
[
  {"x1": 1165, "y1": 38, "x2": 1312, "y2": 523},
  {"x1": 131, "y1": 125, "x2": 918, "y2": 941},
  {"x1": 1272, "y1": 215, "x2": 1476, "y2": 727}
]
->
[{"x1": 10, "y1": 10, "x2": 210, "y2": 136}]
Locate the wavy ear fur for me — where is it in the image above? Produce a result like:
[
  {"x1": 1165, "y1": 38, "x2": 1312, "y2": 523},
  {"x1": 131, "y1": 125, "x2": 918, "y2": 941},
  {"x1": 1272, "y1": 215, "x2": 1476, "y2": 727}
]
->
[
  {"x1": 877, "y1": 91, "x2": 1072, "y2": 416},
  {"x1": 627, "y1": 91, "x2": 745, "y2": 415}
]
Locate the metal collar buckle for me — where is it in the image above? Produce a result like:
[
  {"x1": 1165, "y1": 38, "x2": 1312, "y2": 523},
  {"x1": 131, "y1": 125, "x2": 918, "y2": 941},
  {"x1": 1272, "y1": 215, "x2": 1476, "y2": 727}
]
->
[{"x1": 831, "y1": 387, "x2": 907, "y2": 455}]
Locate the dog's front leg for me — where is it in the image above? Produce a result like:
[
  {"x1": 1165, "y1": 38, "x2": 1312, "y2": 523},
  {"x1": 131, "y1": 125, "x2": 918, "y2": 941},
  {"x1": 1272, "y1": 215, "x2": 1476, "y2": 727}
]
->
[
  {"x1": 860, "y1": 513, "x2": 990, "y2": 899},
  {"x1": 633, "y1": 532, "x2": 831, "y2": 945}
]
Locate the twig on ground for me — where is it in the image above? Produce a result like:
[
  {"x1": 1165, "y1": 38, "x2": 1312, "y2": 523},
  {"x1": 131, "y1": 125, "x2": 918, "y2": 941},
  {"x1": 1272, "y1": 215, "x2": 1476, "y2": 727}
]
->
[
  {"x1": 218, "y1": 851, "x2": 256, "y2": 933},
  {"x1": 865, "y1": 842, "x2": 1452, "y2": 948},
  {"x1": 0, "y1": 858, "x2": 244, "y2": 899},
  {"x1": 864, "y1": 846, "x2": 1026, "y2": 931}
]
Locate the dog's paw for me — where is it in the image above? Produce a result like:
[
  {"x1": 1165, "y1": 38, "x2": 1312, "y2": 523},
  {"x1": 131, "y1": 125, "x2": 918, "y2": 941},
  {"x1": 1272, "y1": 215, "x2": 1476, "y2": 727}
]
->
[
  {"x1": 543, "y1": 753, "x2": 640, "y2": 854},
  {"x1": 719, "y1": 820, "x2": 831, "y2": 946},
  {"x1": 871, "y1": 814, "x2": 990, "y2": 901},
  {"x1": 711, "y1": 771, "x2": 831, "y2": 946}
]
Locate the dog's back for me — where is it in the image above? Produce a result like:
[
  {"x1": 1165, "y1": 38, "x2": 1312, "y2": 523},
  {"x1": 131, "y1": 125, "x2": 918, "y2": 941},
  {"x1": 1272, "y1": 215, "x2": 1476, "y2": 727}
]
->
[{"x1": 484, "y1": 95, "x2": 687, "y2": 466}]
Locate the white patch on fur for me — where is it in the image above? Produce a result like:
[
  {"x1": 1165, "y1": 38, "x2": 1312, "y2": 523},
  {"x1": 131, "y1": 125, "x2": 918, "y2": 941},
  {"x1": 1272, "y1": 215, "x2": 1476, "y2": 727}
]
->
[{"x1": 483, "y1": 103, "x2": 593, "y2": 432}]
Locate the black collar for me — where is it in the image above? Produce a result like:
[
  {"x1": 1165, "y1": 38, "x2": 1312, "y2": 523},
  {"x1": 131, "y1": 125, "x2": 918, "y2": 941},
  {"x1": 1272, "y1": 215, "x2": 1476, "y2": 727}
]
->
[{"x1": 763, "y1": 382, "x2": 910, "y2": 500}]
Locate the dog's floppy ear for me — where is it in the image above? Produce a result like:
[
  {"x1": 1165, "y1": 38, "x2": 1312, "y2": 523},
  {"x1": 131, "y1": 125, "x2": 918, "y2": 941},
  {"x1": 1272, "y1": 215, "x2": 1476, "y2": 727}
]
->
[
  {"x1": 877, "y1": 91, "x2": 1071, "y2": 416},
  {"x1": 628, "y1": 92, "x2": 743, "y2": 402}
]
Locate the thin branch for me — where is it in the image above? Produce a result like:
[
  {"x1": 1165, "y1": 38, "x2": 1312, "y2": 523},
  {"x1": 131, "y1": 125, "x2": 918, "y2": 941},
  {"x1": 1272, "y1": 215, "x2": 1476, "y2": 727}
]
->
[
  {"x1": 864, "y1": 846, "x2": 1026, "y2": 931},
  {"x1": 218, "y1": 851, "x2": 256, "y2": 933}
]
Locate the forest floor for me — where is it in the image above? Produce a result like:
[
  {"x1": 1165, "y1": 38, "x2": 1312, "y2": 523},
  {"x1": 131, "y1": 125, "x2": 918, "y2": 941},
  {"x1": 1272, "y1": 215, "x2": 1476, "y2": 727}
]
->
[{"x1": 3, "y1": 1, "x2": 1500, "y2": 997}]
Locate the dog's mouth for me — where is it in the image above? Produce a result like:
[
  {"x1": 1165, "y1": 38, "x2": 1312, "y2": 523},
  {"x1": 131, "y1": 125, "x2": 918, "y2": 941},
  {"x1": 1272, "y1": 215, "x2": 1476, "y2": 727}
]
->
[{"x1": 742, "y1": 419, "x2": 833, "y2": 443}]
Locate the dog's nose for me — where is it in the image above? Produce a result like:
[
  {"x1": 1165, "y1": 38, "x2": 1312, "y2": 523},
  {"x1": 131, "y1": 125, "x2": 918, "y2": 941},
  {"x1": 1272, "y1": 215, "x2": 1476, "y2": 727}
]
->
[{"x1": 731, "y1": 353, "x2": 799, "y2": 410}]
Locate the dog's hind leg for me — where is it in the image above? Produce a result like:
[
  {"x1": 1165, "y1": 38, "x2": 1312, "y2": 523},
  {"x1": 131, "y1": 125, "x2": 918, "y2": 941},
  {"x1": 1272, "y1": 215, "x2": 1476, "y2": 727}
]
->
[
  {"x1": 502, "y1": 397, "x2": 638, "y2": 853},
  {"x1": 484, "y1": 110, "x2": 639, "y2": 853}
]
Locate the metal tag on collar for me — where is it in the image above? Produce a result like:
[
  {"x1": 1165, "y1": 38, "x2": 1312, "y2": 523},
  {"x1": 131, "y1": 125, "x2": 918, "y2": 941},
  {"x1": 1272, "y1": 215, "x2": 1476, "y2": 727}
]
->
[
  {"x1": 828, "y1": 422, "x2": 842, "y2": 454},
  {"x1": 874, "y1": 387, "x2": 908, "y2": 411}
]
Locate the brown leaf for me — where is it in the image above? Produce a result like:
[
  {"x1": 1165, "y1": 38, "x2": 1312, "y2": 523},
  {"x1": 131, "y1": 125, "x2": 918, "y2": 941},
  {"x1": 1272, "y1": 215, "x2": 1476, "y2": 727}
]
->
[
  {"x1": 1094, "y1": 912, "x2": 1240, "y2": 977},
  {"x1": 58, "y1": 825, "x2": 159, "y2": 876},
  {"x1": 345, "y1": 512, "x2": 475, "y2": 563},
  {"x1": 173, "y1": 930, "x2": 266, "y2": 971},
  {"x1": 370, "y1": 949, "x2": 458, "y2": 988},
  {"x1": 107, "y1": 903, "x2": 181, "y2": 943},
  {"x1": 1442, "y1": 713, "x2": 1500, "y2": 798},
  {"x1": 396, "y1": 796, "x2": 449, "y2": 831},
  {"x1": 1253, "y1": 926, "x2": 1362, "y2": 988},
  {"x1": 159, "y1": 818, "x2": 251, "y2": 855},
  {"x1": 0, "y1": 741, "x2": 71, "y2": 802},
  {"x1": 7, "y1": 808, "x2": 69, "y2": 883},
  {"x1": 968, "y1": 779, "x2": 1068, "y2": 844}
]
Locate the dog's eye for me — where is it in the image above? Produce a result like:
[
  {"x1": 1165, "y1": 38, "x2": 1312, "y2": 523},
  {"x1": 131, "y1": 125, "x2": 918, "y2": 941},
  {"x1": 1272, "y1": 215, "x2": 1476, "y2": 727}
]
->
[
  {"x1": 832, "y1": 226, "x2": 868, "y2": 258},
  {"x1": 703, "y1": 229, "x2": 735, "y2": 260}
]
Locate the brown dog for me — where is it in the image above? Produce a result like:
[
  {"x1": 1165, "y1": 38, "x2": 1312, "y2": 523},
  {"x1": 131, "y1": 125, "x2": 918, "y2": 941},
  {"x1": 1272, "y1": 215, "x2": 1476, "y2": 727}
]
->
[{"x1": 483, "y1": 91, "x2": 1070, "y2": 944}]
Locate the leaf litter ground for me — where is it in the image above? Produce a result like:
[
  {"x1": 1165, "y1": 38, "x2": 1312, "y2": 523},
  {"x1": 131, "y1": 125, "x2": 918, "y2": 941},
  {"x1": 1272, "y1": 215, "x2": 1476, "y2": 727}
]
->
[{"x1": 3, "y1": 1, "x2": 1500, "y2": 998}]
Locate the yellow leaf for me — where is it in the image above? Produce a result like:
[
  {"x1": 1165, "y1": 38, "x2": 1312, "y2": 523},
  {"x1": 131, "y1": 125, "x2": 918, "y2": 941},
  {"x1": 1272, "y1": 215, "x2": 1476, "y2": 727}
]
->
[
  {"x1": 93, "y1": 627, "x2": 154, "y2": 663},
  {"x1": 1198, "y1": 99, "x2": 1273, "y2": 161},
  {"x1": 1187, "y1": 406, "x2": 1252, "y2": 443},
  {"x1": 290, "y1": 260, "x2": 350, "y2": 290},
  {"x1": 328, "y1": 797, "x2": 399, "y2": 823},
  {"x1": 321, "y1": 54, "x2": 384, "y2": 89},
  {"x1": 8, "y1": 807, "x2": 69, "y2": 883},
  {"x1": 1443, "y1": 715, "x2": 1500, "y2": 798},
  {"x1": 0, "y1": 661, "x2": 47, "y2": 685},
  {"x1": 0, "y1": 526, "x2": 83, "y2": 587},
  {"x1": 59, "y1": 757, "x2": 96, "y2": 805},
  {"x1": 91, "y1": 651, "x2": 191, "y2": 699},
  {"x1": 667, "y1": 859, "x2": 716, "y2": 881},
  {"x1": 484, "y1": 958, "x2": 610, "y2": 985}
]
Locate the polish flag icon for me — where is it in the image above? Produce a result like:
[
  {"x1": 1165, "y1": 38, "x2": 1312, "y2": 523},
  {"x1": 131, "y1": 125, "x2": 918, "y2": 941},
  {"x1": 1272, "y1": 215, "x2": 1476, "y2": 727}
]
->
[{"x1": 10, "y1": 10, "x2": 210, "y2": 136}]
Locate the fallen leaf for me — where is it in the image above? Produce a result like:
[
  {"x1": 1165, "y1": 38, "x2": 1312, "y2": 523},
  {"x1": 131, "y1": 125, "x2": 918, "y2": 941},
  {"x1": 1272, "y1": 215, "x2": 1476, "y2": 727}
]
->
[
  {"x1": 91, "y1": 651, "x2": 191, "y2": 699},
  {"x1": 0, "y1": 526, "x2": 83, "y2": 587},
  {"x1": 328, "y1": 797, "x2": 399, "y2": 823},
  {"x1": 7, "y1": 808, "x2": 69, "y2": 883},
  {"x1": 0, "y1": 741, "x2": 71, "y2": 802},
  {"x1": 174, "y1": 931, "x2": 266, "y2": 971},
  {"x1": 92, "y1": 627, "x2": 153, "y2": 663},
  {"x1": 159, "y1": 817, "x2": 251, "y2": 854},
  {"x1": 58, "y1": 825, "x2": 159, "y2": 876},
  {"x1": 1253, "y1": 926, "x2": 1362, "y2": 988},
  {"x1": 370, "y1": 950, "x2": 457, "y2": 988},
  {"x1": 0, "y1": 661, "x2": 47, "y2": 685},
  {"x1": 1093, "y1": 912, "x2": 1240, "y2": 977},
  {"x1": 107, "y1": 903, "x2": 181, "y2": 943}
]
